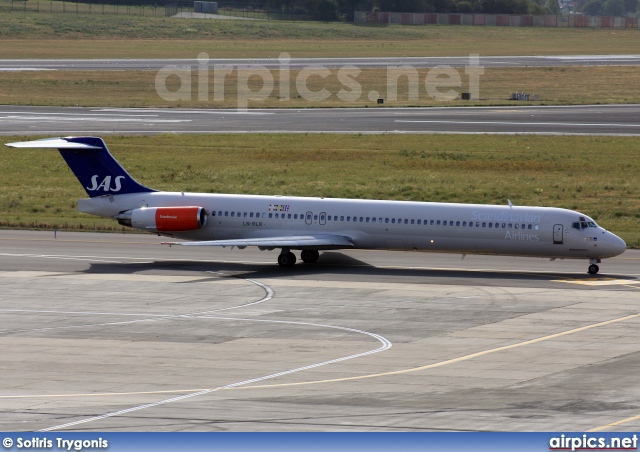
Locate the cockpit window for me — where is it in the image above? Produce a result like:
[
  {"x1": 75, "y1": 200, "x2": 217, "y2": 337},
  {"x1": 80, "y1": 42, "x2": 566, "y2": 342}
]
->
[{"x1": 573, "y1": 220, "x2": 598, "y2": 230}]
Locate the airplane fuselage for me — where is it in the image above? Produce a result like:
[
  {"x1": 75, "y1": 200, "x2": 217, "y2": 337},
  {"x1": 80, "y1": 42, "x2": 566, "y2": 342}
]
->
[{"x1": 79, "y1": 192, "x2": 625, "y2": 260}]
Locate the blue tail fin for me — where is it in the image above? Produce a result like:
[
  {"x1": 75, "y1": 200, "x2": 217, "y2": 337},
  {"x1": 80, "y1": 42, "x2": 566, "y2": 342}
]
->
[{"x1": 5, "y1": 136, "x2": 155, "y2": 198}]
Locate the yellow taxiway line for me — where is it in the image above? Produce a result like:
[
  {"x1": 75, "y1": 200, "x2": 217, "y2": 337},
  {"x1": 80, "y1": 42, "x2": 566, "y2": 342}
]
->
[
  {"x1": 2, "y1": 311, "x2": 639, "y2": 400},
  {"x1": 589, "y1": 413, "x2": 640, "y2": 432}
]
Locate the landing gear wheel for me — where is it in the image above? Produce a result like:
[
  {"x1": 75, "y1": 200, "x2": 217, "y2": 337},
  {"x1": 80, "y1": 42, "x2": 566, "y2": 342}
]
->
[
  {"x1": 300, "y1": 250, "x2": 320, "y2": 263},
  {"x1": 588, "y1": 264, "x2": 599, "y2": 275},
  {"x1": 278, "y1": 251, "x2": 296, "y2": 268}
]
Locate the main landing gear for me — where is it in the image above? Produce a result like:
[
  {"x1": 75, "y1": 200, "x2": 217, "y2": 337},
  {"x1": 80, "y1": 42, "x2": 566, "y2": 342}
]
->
[
  {"x1": 588, "y1": 258, "x2": 601, "y2": 275},
  {"x1": 277, "y1": 250, "x2": 296, "y2": 268},
  {"x1": 300, "y1": 249, "x2": 320, "y2": 264},
  {"x1": 277, "y1": 249, "x2": 320, "y2": 267}
]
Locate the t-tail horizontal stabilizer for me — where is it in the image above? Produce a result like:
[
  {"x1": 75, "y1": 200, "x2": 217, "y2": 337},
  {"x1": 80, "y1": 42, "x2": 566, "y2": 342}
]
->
[{"x1": 5, "y1": 136, "x2": 156, "y2": 198}]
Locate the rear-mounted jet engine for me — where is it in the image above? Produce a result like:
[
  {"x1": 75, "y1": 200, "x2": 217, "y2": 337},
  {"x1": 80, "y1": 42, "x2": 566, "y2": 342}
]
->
[{"x1": 117, "y1": 206, "x2": 207, "y2": 232}]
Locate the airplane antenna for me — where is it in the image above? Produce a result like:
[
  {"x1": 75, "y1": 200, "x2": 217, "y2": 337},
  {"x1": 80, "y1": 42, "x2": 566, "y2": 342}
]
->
[{"x1": 508, "y1": 199, "x2": 513, "y2": 208}]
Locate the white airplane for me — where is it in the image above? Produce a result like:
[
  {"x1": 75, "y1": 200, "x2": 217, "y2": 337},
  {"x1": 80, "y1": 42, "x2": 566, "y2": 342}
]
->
[{"x1": 6, "y1": 136, "x2": 626, "y2": 274}]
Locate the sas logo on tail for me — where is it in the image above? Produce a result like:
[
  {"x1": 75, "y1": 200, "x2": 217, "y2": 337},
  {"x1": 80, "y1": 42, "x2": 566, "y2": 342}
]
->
[{"x1": 86, "y1": 175, "x2": 125, "y2": 192}]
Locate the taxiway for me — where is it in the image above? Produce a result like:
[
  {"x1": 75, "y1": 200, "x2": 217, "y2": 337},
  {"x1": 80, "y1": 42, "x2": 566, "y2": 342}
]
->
[{"x1": 0, "y1": 230, "x2": 638, "y2": 432}]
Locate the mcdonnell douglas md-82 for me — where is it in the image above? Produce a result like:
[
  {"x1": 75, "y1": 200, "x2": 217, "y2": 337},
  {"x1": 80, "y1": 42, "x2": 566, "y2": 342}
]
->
[{"x1": 6, "y1": 137, "x2": 626, "y2": 274}]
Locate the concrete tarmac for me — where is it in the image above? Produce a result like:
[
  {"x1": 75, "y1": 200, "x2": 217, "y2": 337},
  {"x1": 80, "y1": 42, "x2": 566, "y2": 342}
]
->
[
  {"x1": 2, "y1": 104, "x2": 640, "y2": 136},
  {"x1": 0, "y1": 230, "x2": 639, "y2": 432},
  {"x1": 2, "y1": 55, "x2": 640, "y2": 71}
]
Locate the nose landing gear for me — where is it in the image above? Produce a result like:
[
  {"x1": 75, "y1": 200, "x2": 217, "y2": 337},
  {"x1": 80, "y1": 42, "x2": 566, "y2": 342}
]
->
[{"x1": 588, "y1": 258, "x2": 601, "y2": 275}]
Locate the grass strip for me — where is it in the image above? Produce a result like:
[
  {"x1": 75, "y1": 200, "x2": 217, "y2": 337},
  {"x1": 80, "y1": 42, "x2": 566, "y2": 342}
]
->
[{"x1": 2, "y1": 66, "x2": 639, "y2": 107}]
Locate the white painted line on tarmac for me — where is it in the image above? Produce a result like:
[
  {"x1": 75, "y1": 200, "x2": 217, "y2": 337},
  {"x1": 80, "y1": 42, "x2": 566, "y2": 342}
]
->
[
  {"x1": 38, "y1": 279, "x2": 392, "y2": 431},
  {"x1": 0, "y1": 115, "x2": 190, "y2": 123},
  {"x1": 395, "y1": 120, "x2": 640, "y2": 128}
]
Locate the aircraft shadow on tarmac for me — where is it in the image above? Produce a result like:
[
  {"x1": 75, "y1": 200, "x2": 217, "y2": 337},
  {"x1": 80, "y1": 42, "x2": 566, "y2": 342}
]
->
[{"x1": 83, "y1": 251, "x2": 637, "y2": 287}]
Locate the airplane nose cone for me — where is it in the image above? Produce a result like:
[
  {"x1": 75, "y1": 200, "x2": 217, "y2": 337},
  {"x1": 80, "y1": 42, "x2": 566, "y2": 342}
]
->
[{"x1": 610, "y1": 234, "x2": 626, "y2": 256}]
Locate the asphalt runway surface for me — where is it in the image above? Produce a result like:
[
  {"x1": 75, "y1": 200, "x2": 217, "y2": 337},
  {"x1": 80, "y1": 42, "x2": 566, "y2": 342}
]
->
[
  {"x1": 1, "y1": 230, "x2": 639, "y2": 431},
  {"x1": 2, "y1": 55, "x2": 640, "y2": 71},
  {"x1": 2, "y1": 104, "x2": 640, "y2": 135}
]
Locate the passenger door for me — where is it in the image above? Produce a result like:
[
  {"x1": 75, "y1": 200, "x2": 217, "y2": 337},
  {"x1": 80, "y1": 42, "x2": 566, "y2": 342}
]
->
[{"x1": 553, "y1": 224, "x2": 563, "y2": 244}]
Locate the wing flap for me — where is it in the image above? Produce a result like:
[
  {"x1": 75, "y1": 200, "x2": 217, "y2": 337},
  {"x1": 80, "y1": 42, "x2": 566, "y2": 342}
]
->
[{"x1": 162, "y1": 234, "x2": 354, "y2": 250}]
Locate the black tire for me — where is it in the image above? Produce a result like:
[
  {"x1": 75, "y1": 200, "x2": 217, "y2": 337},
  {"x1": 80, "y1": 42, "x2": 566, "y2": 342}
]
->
[
  {"x1": 588, "y1": 264, "x2": 599, "y2": 275},
  {"x1": 300, "y1": 250, "x2": 320, "y2": 263},
  {"x1": 278, "y1": 252, "x2": 296, "y2": 268}
]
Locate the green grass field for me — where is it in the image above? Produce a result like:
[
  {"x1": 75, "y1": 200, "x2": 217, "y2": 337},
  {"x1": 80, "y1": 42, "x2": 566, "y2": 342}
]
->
[
  {"x1": 1, "y1": 66, "x2": 639, "y2": 108},
  {"x1": 2, "y1": 134, "x2": 639, "y2": 247},
  {"x1": 1, "y1": 10, "x2": 640, "y2": 58}
]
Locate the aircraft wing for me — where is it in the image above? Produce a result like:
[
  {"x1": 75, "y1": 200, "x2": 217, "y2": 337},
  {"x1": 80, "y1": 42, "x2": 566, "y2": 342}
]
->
[{"x1": 162, "y1": 234, "x2": 354, "y2": 250}]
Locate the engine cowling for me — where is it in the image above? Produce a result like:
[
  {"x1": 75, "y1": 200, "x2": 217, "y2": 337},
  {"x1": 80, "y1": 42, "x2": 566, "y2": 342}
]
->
[{"x1": 129, "y1": 206, "x2": 207, "y2": 232}]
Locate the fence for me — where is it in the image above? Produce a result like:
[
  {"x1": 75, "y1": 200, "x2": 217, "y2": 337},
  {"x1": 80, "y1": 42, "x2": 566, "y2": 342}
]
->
[
  {"x1": 0, "y1": 0, "x2": 314, "y2": 19},
  {"x1": 355, "y1": 11, "x2": 640, "y2": 28},
  {"x1": 0, "y1": 0, "x2": 181, "y2": 16}
]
